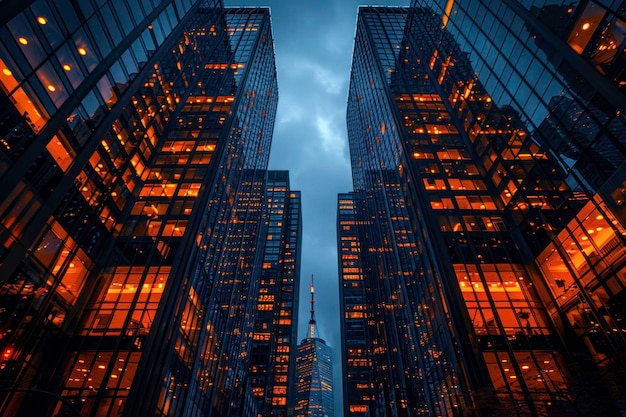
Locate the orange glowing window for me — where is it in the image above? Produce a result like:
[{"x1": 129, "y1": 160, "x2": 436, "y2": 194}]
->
[
  {"x1": 46, "y1": 134, "x2": 74, "y2": 171},
  {"x1": 258, "y1": 294, "x2": 274, "y2": 302},
  {"x1": 253, "y1": 333, "x2": 271, "y2": 341},
  {"x1": 130, "y1": 155, "x2": 145, "y2": 177},
  {"x1": 1, "y1": 64, "x2": 49, "y2": 131},
  {"x1": 413, "y1": 151, "x2": 434, "y2": 159},
  {"x1": 430, "y1": 197, "x2": 454, "y2": 209},
  {"x1": 567, "y1": 3, "x2": 606, "y2": 54},
  {"x1": 350, "y1": 405, "x2": 368, "y2": 413},
  {"x1": 271, "y1": 397, "x2": 287, "y2": 406},
  {"x1": 273, "y1": 386, "x2": 287, "y2": 395},
  {"x1": 177, "y1": 183, "x2": 201, "y2": 197},
  {"x1": 56, "y1": 249, "x2": 91, "y2": 305}
]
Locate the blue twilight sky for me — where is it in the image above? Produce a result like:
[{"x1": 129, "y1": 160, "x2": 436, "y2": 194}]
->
[{"x1": 223, "y1": 0, "x2": 409, "y2": 414}]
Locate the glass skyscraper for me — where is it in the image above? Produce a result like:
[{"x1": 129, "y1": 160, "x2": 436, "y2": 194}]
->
[
  {"x1": 340, "y1": 2, "x2": 626, "y2": 416},
  {"x1": 337, "y1": 193, "x2": 376, "y2": 417},
  {"x1": 0, "y1": 2, "x2": 290, "y2": 416},
  {"x1": 294, "y1": 276, "x2": 335, "y2": 417},
  {"x1": 250, "y1": 170, "x2": 302, "y2": 416}
]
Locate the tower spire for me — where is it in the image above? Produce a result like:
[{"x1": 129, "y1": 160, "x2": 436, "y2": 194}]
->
[{"x1": 309, "y1": 274, "x2": 316, "y2": 339}]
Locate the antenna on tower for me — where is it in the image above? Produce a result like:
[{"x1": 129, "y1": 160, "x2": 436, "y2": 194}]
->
[{"x1": 309, "y1": 274, "x2": 317, "y2": 339}]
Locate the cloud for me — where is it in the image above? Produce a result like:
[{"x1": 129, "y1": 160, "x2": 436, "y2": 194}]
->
[
  {"x1": 276, "y1": 98, "x2": 304, "y2": 125},
  {"x1": 279, "y1": 56, "x2": 344, "y2": 95},
  {"x1": 297, "y1": 60, "x2": 344, "y2": 94},
  {"x1": 315, "y1": 114, "x2": 344, "y2": 154}
]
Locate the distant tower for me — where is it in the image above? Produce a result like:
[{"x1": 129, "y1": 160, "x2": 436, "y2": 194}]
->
[{"x1": 294, "y1": 275, "x2": 334, "y2": 417}]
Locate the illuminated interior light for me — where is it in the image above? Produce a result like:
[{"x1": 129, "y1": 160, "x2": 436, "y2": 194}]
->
[
  {"x1": 596, "y1": 215, "x2": 604, "y2": 220},
  {"x1": 63, "y1": 64, "x2": 71, "y2": 71},
  {"x1": 2, "y1": 68, "x2": 11, "y2": 76},
  {"x1": 18, "y1": 37, "x2": 28, "y2": 45},
  {"x1": 37, "y1": 16, "x2": 48, "y2": 25},
  {"x1": 47, "y1": 85, "x2": 56, "y2": 92},
  {"x1": 521, "y1": 365, "x2": 530, "y2": 370},
  {"x1": 582, "y1": 22, "x2": 591, "y2": 30},
  {"x1": 78, "y1": 47, "x2": 87, "y2": 56},
  {"x1": 69, "y1": 263, "x2": 75, "y2": 268}
]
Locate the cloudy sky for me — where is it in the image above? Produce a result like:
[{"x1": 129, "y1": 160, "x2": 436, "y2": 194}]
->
[{"x1": 224, "y1": 0, "x2": 408, "y2": 413}]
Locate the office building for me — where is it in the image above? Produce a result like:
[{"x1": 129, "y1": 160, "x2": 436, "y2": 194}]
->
[
  {"x1": 0, "y1": 2, "x2": 280, "y2": 416},
  {"x1": 337, "y1": 193, "x2": 377, "y2": 417},
  {"x1": 294, "y1": 276, "x2": 335, "y2": 417},
  {"x1": 250, "y1": 170, "x2": 302, "y2": 416},
  {"x1": 340, "y1": 3, "x2": 626, "y2": 416}
]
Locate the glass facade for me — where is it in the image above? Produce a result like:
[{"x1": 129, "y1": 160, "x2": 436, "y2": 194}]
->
[
  {"x1": 337, "y1": 193, "x2": 377, "y2": 417},
  {"x1": 342, "y1": 3, "x2": 626, "y2": 416},
  {"x1": 249, "y1": 170, "x2": 302, "y2": 416},
  {"x1": 0, "y1": 2, "x2": 284, "y2": 417},
  {"x1": 294, "y1": 277, "x2": 335, "y2": 417}
]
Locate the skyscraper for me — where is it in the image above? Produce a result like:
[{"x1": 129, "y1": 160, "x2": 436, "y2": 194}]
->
[
  {"x1": 0, "y1": 2, "x2": 282, "y2": 416},
  {"x1": 250, "y1": 170, "x2": 302, "y2": 416},
  {"x1": 337, "y1": 193, "x2": 376, "y2": 417},
  {"x1": 294, "y1": 276, "x2": 335, "y2": 417},
  {"x1": 341, "y1": 3, "x2": 626, "y2": 416}
]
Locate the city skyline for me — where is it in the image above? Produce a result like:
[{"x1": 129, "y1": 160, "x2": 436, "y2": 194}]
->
[
  {"x1": 221, "y1": 2, "x2": 410, "y2": 413},
  {"x1": 222, "y1": 0, "x2": 411, "y2": 340},
  {"x1": 1, "y1": 1, "x2": 625, "y2": 416},
  {"x1": 0, "y1": 0, "x2": 406, "y2": 415}
]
